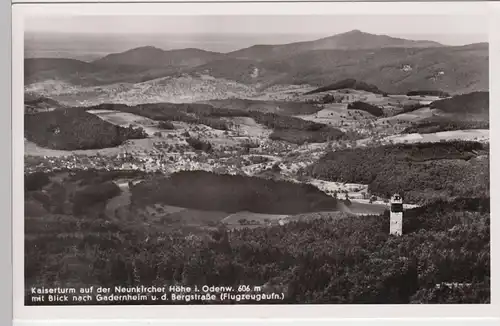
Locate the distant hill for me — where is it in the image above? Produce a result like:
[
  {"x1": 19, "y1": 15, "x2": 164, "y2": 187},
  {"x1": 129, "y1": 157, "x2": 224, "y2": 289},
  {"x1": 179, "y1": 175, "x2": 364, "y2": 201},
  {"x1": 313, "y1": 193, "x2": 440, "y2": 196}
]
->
[
  {"x1": 305, "y1": 79, "x2": 385, "y2": 95},
  {"x1": 281, "y1": 45, "x2": 488, "y2": 94},
  {"x1": 228, "y1": 30, "x2": 443, "y2": 61},
  {"x1": 192, "y1": 44, "x2": 488, "y2": 94},
  {"x1": 24, "y1": 57, "x2": 182, "y2": 86},
  {"x1": 93, "y1": 46, "x2": 227, "y2": 68},
  {"x1": 24, "y1": 38, "x2": 488, "y2": 95},
  {"x1": 24, "y1": 58, "x2": 100, "y2": 84},
  {"x1": 186, "y1": 57, "x2": 287, "y2": 85}
]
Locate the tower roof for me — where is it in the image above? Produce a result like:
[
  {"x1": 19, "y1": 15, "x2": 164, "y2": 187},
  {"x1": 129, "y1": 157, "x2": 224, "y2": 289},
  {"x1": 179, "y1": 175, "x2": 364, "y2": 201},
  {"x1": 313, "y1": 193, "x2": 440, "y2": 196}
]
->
[{"x1": 391, "y1": 193, "x2": 403, "y2": 201}]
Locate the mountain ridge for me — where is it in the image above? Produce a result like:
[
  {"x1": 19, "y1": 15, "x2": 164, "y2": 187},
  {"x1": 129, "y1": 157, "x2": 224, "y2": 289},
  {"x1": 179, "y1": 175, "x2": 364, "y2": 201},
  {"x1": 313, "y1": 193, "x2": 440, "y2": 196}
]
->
[
  {"x1": 92, "y1": 46, "x2": 228, "y2": 68},
  {"x1": 24, "y1": 30, "x2": 489, "y2": 95},
  {"x1": 88, "y1": 30, "x2": 447, "y2": 66},
  {"x1": 227, "y1": 29, "x2": 444, "y2": 61}
]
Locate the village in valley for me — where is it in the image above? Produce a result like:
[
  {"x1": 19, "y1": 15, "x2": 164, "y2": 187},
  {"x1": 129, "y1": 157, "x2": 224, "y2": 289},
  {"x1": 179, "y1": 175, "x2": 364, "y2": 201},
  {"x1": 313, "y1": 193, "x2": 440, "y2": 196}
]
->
[{"x1": 25, "y1": 87, "x2": 455, "y2": 216}]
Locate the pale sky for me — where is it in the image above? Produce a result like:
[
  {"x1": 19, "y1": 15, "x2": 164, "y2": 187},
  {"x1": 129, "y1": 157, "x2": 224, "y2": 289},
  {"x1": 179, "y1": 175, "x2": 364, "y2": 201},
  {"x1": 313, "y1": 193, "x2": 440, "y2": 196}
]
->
[{"x1": 25, "y1": 15, "x2": 488, "y2": 45}]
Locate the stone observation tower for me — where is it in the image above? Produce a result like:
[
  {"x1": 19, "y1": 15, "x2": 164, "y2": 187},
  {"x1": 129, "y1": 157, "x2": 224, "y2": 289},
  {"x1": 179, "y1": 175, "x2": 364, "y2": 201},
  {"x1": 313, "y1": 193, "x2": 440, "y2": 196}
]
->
[{"x1": 389, "y1": 193, "x2": 403, "y2": 236}]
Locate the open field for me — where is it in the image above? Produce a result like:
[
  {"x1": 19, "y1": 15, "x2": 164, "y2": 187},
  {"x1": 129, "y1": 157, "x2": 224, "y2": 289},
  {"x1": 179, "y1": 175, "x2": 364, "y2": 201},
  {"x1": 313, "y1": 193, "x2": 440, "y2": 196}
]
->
[
  {"x1": 378, "y1": 107, "x2": 435, "y2": 123},
  {"x1": 342, "y1": 201, "x2": 388, "y2": 215},
  {"x1": 358, "y1": 129, "x2": 489, "y2": 146},
  {"x1": 296, "y1": 103, "x2": 347, "y2": 123},
  {"x1": 24, "y1": 137, "x2": 159, "y2": 157},
  {"x1": 88, "y1": 109, "x2": 164, "y2": 136},
  {"x1": 223, "y1": 117, "x2": 272, "y2": 138},
  {"x1": 222, "y1": 211, "x2": 289, "y2": 226}
]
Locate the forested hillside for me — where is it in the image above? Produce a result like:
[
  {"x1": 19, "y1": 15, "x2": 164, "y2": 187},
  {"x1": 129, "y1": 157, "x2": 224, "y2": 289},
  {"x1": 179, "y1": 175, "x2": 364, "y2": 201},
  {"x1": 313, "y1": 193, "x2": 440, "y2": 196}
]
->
[
  {"x1": 25, "y1": 41, "x2": 488, "y2": 95},
  {"x1": 306, "y1": 79, "x2": 386, "y2": 95},
  {"x1": 24, "y1": 109, "x2": 148, "y2": 150},
  {"x1": 305, "y1": 141, "x2": 489, "y2": 204},
  {"x1": 401, "y1": 91, "x2": 489, "y2": 133},
  {"x1": 402, "y1": 117, "x2": 489, "y2": 134},
  {"x1": 430, "y1": 91, "x2": 489, "y2": 118},
  {"x1": 130, "y1": 171, "x2": 339, "y2": 214},
  {"x1": 25, "y1": 174, "x2": 490, "y2": 305}
]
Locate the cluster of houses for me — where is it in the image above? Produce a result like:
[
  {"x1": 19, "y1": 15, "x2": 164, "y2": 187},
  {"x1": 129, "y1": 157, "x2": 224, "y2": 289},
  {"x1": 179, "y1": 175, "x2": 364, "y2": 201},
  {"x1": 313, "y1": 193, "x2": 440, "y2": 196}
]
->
[{"x1": 25, "y1": 148, "x2": 260, "y2": 176}]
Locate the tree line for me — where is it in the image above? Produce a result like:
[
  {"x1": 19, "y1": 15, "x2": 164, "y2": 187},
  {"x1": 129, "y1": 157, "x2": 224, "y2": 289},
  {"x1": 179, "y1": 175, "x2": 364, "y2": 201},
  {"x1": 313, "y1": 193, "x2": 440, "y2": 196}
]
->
[{"x1": 402, "y1": 118, "x2": 489, "y2": 134}]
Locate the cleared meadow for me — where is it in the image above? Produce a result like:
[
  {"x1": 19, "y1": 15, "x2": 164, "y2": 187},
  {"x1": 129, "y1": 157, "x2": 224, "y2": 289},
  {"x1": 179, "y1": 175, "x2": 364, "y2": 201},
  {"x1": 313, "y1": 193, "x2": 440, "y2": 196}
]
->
[
  {"x1": 222, "y1": 211, "x2": 289, "y2": 225},
  {"x1": 357, "y1": 129, "x2": 489, "y2": 146},
  {"x1": 87, "y1": 109, "x2": 163, "y2": 136}
]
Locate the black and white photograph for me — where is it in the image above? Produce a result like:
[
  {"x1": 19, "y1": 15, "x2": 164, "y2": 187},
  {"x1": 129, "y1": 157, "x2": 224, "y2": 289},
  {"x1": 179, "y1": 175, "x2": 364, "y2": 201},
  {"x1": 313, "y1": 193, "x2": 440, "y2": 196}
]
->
[{"x1": 18, "y1": 2, "x2": 491, "y2": 309}]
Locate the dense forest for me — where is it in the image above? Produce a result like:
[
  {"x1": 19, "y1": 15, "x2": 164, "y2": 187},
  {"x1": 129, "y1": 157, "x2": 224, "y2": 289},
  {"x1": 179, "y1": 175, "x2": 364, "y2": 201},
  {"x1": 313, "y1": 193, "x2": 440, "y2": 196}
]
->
[
  {"x1": 407, "y1": 90, "x2": 450, "y2": 97},
  {"x1": 402, "y1": 117, "x2": 489, "y2": 134},
  {"x1": 305, "y1": 79, "x2": 385, "y2": 95},
  {"x1": 130, "y1": 171, "x2": 339, "y2": 214},
  {"x1": 25, "y1": 172, "x2": 490, "y2": 304},
  {"x1": 24, "y1": 109, "x2": 148, "y2": 150},
  {"x1": 347, "y1": 101, "x2": 384, "y2": 117},
  {"x1": 157, "y1": 121, "x2": 175, "y2": 130},
  {"x1": 305, "y1": 93, "x2": 345, "y2": 105},
  {"x1": 72, "y1": 181, "x2": 122, "y2": 216},
  {"x1": 429, "y1": 91, "x2": 489, "y2": 118},
  {"x1": 24, "y1": 95, "x2": 66, "y2": 114},
  {"x1": 186, "y1": 137, "x2": 213, "y2": 152},
  {"x1": 304, "y1": 141, "x2": 489, "y2": 204},
  {"x1": 24, "y1": 169, "x2": 149, "y2": 217},
  {"x1": 252, "y1": 112, "x2": 345, "y2": 144}
]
